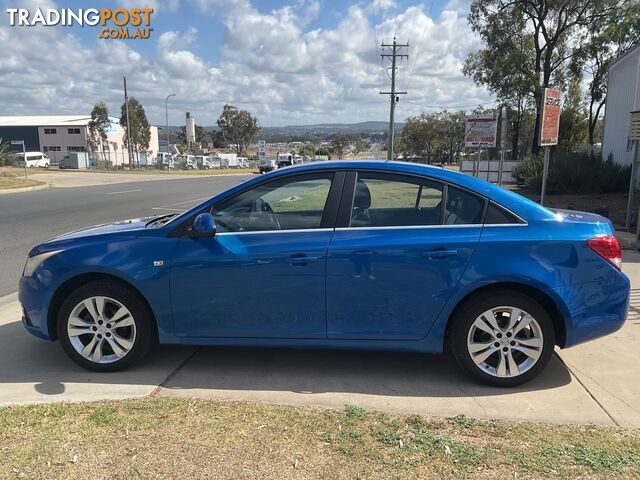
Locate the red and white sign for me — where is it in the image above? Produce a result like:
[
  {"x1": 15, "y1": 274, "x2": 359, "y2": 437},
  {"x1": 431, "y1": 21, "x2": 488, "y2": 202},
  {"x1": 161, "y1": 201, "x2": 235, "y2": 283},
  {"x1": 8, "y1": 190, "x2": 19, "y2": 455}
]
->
[
  {"x1": 540, "y1": 88, "x2": 562, "y2": 146},
  {"x1": 465, "y1": 115, "x2": 498, "y2": 148}
]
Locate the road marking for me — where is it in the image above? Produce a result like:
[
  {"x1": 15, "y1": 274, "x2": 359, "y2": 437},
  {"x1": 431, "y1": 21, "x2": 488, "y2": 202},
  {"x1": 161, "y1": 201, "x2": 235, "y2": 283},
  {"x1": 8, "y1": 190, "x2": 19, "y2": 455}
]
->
[
  {"x1": 207, "y1": 180, "x2": 224, "y2": 184},
  {"x1": 157, "y1": 196, "x2": 211, "y2": 207},
  {"x1": 152, "y1": 207, "x2": 187, "y2": 213},
  {"x1": 106, "y1": 189, "x2": 142, "y2": 195}
]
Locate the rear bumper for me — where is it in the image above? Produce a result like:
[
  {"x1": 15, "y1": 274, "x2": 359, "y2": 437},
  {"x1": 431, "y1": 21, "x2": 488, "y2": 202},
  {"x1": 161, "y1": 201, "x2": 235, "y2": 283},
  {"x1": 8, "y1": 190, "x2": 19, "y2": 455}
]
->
[
  {"x1": 560, "y1": 270, "x2": 630, "y2": 348},
  {"x1": 18, "y1": 275, "x2": 53, "y2": 341}
]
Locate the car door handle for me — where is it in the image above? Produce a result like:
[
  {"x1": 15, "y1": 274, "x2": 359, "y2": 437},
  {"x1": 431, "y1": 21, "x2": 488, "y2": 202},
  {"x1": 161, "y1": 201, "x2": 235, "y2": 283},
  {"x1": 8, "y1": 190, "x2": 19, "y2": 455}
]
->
[
  {"x1": 424, "y1": 249, "x2": 458, "y2": 259},
  {"x1": 289, "y1": 255, "x2": 319, "y2": 265}
]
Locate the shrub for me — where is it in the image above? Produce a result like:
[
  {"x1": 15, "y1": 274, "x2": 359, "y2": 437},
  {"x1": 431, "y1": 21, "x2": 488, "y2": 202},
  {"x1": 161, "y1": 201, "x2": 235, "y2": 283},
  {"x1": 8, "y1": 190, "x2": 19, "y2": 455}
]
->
[{"x1": 512, "y1": 152, "x2": 631, "y2": 194}]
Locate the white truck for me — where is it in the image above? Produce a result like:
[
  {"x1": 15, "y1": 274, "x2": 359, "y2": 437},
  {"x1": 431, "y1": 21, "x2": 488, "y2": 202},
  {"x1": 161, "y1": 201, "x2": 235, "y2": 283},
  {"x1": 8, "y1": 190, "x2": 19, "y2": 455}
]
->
[
  {"x1": 177, "y1": 155, "x2": 198, "y2": 170},
  {"x1": 156, "y1": 152, "x2": 175, "y2": 170},
  {"x1": 196, "y1": 155, "x2": 216, "y2": 169},
  {"x1": 276, "y1": 153, "x2": 303, "y2": 168},
  {"x1": 218, "y1": 153, "x2": 238, "y2": 169}
]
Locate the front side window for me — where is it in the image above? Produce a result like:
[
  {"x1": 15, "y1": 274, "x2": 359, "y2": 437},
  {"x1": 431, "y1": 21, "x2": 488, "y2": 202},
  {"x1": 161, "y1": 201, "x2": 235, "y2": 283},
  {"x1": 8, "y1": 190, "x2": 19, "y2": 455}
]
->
[
  {"x1": 350, "y1": 173, "x2": 444, "y2": 227},
  {"x1": 213, "y1": 173, "x2": 333, "y2": 233}
]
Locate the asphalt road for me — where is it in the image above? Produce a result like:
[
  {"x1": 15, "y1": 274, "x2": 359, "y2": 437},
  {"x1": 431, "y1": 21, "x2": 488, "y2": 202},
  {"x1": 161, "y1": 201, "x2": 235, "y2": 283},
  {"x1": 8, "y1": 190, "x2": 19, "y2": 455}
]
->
[{"x1": 0, "y1": 174, "x2": 253, "y2": 297}]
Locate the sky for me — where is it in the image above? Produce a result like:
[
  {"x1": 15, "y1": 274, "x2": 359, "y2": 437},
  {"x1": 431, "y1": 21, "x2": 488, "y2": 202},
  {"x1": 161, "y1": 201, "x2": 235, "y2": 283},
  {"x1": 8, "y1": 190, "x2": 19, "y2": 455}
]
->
[{"x1": 0, "y1": 0, "x2": 495, "y2": 127}]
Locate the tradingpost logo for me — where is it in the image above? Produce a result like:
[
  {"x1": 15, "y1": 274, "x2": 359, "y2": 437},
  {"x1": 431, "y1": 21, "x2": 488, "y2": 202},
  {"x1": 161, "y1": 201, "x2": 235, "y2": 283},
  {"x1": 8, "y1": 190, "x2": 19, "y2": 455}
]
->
[{"x1": 5, "y1": 7, "x2": 154, "y2": 40}]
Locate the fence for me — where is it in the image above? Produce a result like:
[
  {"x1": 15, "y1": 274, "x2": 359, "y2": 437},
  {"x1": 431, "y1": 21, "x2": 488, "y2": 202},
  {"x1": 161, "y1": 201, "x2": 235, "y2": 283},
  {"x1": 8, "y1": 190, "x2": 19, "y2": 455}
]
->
[{"x1": 460, "y1": 159, "x2": 518, "y2": 183}]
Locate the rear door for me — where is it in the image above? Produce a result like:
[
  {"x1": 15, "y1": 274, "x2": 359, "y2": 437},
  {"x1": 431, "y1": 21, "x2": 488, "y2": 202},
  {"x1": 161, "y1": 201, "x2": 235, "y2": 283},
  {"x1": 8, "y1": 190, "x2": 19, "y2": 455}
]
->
[{"x1": 326, "y1": 170, "x2": 485, "y2": 340}]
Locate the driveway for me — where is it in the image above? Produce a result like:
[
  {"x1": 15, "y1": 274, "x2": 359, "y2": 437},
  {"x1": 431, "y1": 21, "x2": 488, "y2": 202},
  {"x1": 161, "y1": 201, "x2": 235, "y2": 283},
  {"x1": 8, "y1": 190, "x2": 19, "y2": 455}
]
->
[{"x1": 0, "y1": 253, "x2": 638, "y2": 427}]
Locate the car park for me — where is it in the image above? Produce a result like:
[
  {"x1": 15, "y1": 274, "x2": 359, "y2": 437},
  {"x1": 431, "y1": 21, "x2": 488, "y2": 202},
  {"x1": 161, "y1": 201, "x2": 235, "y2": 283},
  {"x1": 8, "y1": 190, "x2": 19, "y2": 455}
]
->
[
  {"x1": 177, "y1": 155, "x2": 198, "y2": 170},
  {"x1": 18, "y1": 160, "x2": 629, "y2": 386},
  {"x1": 196, "y1": 155, "x2": 216, "y2": 169}
]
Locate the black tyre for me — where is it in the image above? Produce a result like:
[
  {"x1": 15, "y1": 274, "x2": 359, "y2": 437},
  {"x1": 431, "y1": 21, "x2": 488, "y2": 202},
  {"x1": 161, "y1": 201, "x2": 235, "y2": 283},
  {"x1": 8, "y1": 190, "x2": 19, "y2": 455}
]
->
[
  {"x1": 450, "y1": 289, "x2": 555, "y2": 387},
  {"x1": 57, "y1": 281, "x2": 155, "y2": 372}
]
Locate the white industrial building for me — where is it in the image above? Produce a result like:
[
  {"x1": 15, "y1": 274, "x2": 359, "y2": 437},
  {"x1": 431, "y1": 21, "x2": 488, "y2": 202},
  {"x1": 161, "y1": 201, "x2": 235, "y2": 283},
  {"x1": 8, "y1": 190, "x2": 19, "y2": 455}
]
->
[
  {"x1": 0, "y1": 115, "x2": 159, "y2": 166},
  {"x1": 603, "y1": 44, "x2": 640, "y2": 167}
]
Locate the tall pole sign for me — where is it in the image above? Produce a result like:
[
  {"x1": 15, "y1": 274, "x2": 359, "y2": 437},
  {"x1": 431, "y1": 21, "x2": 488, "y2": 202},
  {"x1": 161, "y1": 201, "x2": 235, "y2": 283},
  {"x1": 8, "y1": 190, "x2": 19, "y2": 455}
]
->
[
  {"x1": 499, "y1": 106, "x2": 508, "y2": 186},
  {"x1": 539, "y1": 88, "x2": 561, "y2": 206}
]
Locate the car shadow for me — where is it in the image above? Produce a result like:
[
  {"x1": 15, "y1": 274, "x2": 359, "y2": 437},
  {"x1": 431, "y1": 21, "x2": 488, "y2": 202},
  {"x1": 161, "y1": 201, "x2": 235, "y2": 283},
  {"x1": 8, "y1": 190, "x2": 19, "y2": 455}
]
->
[
  {"x1": 0, "y1": 319, "x2": 572, "y2": 400},
  {"x1": 162, "y1": 345, "x2": 572, "y2": 398}
]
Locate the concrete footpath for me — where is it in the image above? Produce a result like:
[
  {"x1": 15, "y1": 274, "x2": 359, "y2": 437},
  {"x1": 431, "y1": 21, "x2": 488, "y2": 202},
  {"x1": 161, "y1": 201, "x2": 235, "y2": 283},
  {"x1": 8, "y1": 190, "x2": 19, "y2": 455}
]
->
[{"x1": 0, "y1": 254, "x2": 639, "y2": 427}]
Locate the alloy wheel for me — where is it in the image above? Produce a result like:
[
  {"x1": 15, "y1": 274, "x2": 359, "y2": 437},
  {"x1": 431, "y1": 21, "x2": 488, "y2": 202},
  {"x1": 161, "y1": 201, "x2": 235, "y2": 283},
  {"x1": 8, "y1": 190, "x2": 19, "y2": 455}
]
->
[
  {"x1": 466, "y1": 306, "x2": 544, "y2": 378},
  {"x1": 66, "y1": 296, "x2": 137, "y2": 364}
]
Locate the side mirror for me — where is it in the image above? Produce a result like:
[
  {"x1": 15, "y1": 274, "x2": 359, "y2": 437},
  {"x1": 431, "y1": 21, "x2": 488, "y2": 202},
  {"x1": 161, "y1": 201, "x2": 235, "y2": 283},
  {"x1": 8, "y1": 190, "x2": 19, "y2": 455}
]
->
[{"x1": 190, "y1": 212, "x2": 216, "y2": 238}]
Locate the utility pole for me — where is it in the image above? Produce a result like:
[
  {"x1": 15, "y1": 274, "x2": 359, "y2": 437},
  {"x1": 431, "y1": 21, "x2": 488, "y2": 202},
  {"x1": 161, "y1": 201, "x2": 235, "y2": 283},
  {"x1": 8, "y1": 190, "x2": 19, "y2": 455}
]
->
[
  {"x1": 123, "y1": 76, "x2": 133, "y2": 169},
  {"x1": 380, "y1": 37, "x2": 408, "y2": 162}
]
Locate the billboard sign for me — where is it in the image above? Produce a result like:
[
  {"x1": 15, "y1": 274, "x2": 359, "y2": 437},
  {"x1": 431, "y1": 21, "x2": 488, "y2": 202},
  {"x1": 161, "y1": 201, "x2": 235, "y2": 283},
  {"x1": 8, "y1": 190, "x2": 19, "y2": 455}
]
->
[
  {"x1": 465, "y1": 115, "x2": 498, "y2": 148},
  {"x1": 258, "y1": 140, "x2": 266, "y2": 159},
  {"x1": 540, "y1": 88, "x2": 562, "y2": 146}
]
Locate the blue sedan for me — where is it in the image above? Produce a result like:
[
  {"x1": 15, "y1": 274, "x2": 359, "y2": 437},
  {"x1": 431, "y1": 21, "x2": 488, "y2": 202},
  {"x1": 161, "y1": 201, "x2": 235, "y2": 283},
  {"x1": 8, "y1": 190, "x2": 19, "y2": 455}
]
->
[{"x1": 19, "y1": 161, "x2": 629, "y2": 386}]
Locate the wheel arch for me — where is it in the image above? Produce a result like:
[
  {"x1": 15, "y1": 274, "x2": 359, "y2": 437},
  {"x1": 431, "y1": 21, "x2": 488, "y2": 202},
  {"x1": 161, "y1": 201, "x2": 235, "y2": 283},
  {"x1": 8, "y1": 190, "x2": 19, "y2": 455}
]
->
[
  {"x1": 47, "y1": 272, "x2": 158, "y2": 341},
  {"x1": 443, "y1": 282, "x2": 567, "y2": 348}
]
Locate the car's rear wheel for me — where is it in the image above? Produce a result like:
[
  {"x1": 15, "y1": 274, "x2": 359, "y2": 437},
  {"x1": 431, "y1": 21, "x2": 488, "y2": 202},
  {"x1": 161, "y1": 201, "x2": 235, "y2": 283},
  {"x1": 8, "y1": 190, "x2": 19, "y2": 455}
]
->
[
  {"x1": 57, "y1": 281, "x2": 154, "y2": 371},
  {"x1": 450, "y1": 290, "x2": 555, "y2": 387}
]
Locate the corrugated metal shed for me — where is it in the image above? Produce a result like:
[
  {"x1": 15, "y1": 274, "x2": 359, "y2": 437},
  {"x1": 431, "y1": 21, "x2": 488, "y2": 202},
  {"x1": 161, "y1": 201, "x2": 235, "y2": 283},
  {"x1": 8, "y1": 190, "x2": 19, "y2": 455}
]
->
[{"x1": 603, "y1": 44, "x2": 640, "y2": 166}]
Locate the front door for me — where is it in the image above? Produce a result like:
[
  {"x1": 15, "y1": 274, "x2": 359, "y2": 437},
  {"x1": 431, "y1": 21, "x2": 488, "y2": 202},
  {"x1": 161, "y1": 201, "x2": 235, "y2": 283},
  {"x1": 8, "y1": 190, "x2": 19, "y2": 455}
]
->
[
  {"x1": 326, "y1": 171, "x2": 484, "y2": 340},
  {"x1": 171, "y1": 171, "x2": 341, "y2": 338}
]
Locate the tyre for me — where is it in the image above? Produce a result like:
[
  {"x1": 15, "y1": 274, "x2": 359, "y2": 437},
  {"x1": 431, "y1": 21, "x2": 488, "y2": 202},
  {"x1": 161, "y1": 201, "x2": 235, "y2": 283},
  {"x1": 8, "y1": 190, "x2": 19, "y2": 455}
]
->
[
  {"x1": 450, "y1": 289, "x2": 555, "y2": 387},
  {"x1": 57, "y1": 281, "x2": 155, "y2": 372}
]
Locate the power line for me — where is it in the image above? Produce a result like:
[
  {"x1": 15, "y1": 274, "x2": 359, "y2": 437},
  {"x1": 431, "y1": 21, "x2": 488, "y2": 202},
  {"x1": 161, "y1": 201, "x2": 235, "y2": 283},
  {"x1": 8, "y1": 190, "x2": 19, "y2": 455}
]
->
[{"x1": 380, "y1": 37, "x2": 409, "y2": 161}]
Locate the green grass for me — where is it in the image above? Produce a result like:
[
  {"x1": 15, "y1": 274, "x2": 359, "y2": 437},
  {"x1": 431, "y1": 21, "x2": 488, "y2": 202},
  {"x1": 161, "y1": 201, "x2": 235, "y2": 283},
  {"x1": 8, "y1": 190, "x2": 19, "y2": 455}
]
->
[{"x1": 1, "y1": 398, "x2": 639, "y2": 479}]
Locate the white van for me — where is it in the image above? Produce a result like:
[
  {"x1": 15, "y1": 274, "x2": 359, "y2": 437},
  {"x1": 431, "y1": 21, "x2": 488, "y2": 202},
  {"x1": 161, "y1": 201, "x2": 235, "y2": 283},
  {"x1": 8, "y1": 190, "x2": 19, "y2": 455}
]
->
[{"x1": 16, "y1": 151, "x2": 50, "y2": 168}]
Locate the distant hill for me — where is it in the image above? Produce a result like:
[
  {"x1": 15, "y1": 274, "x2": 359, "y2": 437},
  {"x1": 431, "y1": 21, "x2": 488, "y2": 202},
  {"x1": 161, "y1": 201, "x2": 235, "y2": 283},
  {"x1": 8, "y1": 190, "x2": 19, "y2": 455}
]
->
[{"x1": 159, "y1": 121, "x2": 402, "y2": 137}]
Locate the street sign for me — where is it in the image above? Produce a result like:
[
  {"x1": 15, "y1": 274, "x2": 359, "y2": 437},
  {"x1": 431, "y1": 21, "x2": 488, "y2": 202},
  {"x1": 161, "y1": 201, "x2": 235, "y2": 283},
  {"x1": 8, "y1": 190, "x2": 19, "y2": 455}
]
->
[
  {"x1": 465, "y1": 115, "x2": 498, "y2": 148},
  {"x1": 540, "y1": 88, "x2": 562, "y2": 146}
]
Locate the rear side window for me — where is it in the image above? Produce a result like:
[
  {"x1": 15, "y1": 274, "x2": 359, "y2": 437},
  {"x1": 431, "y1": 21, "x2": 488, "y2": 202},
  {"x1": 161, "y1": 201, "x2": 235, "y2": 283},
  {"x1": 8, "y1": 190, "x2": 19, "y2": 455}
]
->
[
  {"x1": 484, "y1": 202, "x2": 523, "y2": 225},
  {"x1": 349, "y1": 173, "x2": 444, "y2": 227},
  {"x1": 444, "y1": 186, "x2": 485, "y2": 225}
]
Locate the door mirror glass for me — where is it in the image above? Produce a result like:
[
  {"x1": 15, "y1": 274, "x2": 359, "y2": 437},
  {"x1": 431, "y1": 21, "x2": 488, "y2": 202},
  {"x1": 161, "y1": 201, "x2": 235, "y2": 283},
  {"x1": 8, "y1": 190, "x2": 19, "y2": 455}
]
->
[{"x1": 190, "y1": 212, "x2": 216, "y2": 238}]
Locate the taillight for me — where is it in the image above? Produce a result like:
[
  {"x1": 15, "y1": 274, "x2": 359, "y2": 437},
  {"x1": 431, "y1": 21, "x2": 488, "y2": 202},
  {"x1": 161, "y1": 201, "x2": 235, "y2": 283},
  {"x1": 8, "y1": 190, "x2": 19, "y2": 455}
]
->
[{"x1": 587, "y1": 235, "x2": 622, "y2": 271}]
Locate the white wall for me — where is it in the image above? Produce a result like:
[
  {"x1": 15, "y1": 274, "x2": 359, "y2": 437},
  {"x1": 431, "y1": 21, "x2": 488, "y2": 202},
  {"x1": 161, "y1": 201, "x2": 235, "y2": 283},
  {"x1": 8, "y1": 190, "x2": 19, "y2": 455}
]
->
[
  {"x1": 603, "y1": 46, "x2": 640, "y2": 167},
  {"x1": 37, "y1": 125, "x2": 88, "y2": 153}
]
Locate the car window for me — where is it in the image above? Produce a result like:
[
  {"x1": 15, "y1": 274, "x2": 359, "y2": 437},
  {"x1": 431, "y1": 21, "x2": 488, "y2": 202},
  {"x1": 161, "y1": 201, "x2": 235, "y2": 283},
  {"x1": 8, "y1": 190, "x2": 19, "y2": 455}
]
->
[
  {"x1": 350, "y1": 173, "x2": 444, "y2": 228},
  {"x1": 212, "y1": 173, "x2": 333, "y2": 232},
  {"x1": 444, "y1": 186, "x2": 485, "y2": 225},
  {"x1": 484, "y1": 202, "x2": 523, "y2": 224}
]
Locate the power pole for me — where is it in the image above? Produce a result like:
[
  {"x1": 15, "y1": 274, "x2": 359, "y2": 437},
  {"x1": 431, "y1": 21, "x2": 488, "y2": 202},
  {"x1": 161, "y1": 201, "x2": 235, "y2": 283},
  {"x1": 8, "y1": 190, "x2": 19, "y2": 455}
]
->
[
  {"x1": 380, "y1": 37, "x2": 408, "y2": 161},
  {"x1": 123, "y1": 76, "x2": 133, "y2": 169}
]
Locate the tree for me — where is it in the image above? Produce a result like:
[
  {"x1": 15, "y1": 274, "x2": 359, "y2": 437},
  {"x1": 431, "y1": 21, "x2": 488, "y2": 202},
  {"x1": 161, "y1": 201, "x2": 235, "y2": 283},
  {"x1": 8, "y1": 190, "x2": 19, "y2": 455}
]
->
[
  {"x1": 468, "y1": 0, "x2": 623, "y2": 154},
  {"x1": 216, "y1": 105, "x2": 260, "y2": 155},
  {"x1": 399, "y1": 113, "x2": 437, "y2": 162},
  {"x1": 399, "y1": 111, "x2": 466, "y2": 164},
  {"x1": 298, "y1": 144, "x2": 316, "y2": 157},
  {"x1": 558, "y1": 80, "x2": 588, "y2": 152},
  {"x1": 120, "y1": 97, "x2": 151, "y2": 166},
  {"x1": 210, "y1": 130, "x2": 226, "y2": 148},
  {"x1": 330, "y1": 134, "x2": 350, "y2": 159},
  {"x1": 571, "y1": 3, "x2": 640, "y2": 144},
  {"x1": 87, "y1": 102, "x2": 111, "y2": 159},
  {"x1": 315, "y1": 146, "x2": 331, "y2": 159},
  {"x1": 0, "y1": 138, "x2": 10, "y2": 167}
]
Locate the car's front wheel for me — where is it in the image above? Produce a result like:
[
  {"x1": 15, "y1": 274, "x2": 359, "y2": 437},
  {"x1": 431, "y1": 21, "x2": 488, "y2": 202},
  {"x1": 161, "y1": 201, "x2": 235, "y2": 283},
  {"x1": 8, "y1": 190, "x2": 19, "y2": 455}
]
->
[
  {"x1": 57, "y1": 281, "x2": 154, "y2": 371},
  {"x1": 450, "y1": 290, "x2": 555, "y2": 387}
]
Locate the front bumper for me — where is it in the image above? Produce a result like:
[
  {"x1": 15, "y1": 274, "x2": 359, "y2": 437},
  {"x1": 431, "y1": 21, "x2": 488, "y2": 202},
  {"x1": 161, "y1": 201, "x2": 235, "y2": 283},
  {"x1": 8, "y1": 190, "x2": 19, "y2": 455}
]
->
[{"x1": 19, "y1": 275, "x2": 53, "y2": 341}]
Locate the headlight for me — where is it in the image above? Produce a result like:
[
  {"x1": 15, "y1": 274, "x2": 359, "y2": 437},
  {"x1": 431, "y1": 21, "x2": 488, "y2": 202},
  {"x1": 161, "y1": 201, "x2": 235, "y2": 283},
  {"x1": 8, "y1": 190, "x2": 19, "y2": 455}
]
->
[{"x1": 23, "y1": 250, "x2": 62, "y2": 277}]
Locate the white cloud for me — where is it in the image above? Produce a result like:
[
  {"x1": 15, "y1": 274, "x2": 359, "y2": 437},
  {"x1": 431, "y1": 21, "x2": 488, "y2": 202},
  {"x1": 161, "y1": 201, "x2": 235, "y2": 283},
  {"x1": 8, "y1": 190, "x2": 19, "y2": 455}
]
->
[{"x1": 0, "y1": 0, "x2": 493, "y2": 126}]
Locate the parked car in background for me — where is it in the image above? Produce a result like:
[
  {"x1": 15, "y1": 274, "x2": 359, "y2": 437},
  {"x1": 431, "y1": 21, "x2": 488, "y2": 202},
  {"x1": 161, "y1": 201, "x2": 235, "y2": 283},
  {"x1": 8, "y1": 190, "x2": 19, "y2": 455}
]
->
[
  {"x1": 258, "y1": 158, "x2": 277, "y2": 174},
  {"x1": 18, "y1": 161, "x2": 629, "y2": 387},
  {"x1": 276, "y1": 153, "x2": 303, "y2": 168},
  {"x1": 16, "y1": 151, "x2": 50, "y2": 168}
]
